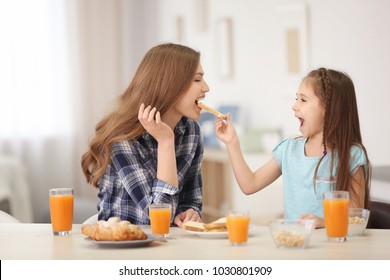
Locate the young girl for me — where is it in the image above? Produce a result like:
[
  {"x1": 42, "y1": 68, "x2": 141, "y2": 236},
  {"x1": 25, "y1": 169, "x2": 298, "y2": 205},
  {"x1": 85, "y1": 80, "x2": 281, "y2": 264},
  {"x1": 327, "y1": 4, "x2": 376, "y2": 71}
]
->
[
  {"x1": 81, "y1": 43, "x2": 210, "y2": 228},
  {"x1": 215, "y1": 68, "x2": 371, "y2": 228}
]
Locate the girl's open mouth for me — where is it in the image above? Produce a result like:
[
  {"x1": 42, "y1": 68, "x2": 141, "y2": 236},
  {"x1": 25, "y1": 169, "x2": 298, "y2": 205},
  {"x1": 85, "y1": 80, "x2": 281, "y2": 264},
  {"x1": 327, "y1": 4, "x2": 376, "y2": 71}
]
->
[{"x1": 298, "y1": 118, "x2": 304, "y2": 128}]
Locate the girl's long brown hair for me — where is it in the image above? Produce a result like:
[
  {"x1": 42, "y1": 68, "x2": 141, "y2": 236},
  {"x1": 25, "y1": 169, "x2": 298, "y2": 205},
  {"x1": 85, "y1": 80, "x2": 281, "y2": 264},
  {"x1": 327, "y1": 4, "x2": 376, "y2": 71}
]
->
[
  {"x1": 81, "y1": 43, "x2": 200, "y2": 187},
  {"x1": 307, "y1": 68, "x2": 371, "y2": 208}
]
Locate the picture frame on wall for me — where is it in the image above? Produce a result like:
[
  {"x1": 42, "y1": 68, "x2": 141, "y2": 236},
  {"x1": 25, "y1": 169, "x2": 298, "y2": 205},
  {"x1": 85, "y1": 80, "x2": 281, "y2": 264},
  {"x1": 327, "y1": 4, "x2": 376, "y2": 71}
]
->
[
  {"x1": 215, "y1": 17, "x2": 234, "y2": 79},
  {"x1": 175, "y1": 16, "x2": 185, "y2": 43},
  {"x1": 276, "y1": 3, "x2": 309, "y2": 96},
  {"x1": 195, "y1": 0, "x2": 209, "y2": 32}
]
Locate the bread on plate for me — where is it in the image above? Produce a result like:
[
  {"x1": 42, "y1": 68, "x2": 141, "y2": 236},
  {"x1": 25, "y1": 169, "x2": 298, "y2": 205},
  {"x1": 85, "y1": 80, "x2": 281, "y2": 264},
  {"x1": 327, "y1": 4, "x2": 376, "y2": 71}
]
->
[
  {"x1": 204, "y1": 217, "x2": 227, "y2": 230},
  {"x1": 183, "y1": 217, "x2": 227, "y2": 232},
  {"x1": 81, "y1": 217, "x2": 147, "y2": 241},
  {"x1": 182, "y1": 221, "x2": 205, "y2": 232}
]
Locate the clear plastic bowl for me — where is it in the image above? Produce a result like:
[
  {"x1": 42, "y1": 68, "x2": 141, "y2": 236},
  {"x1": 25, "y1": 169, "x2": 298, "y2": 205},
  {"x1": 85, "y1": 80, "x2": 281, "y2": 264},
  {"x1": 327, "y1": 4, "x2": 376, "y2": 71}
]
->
[
  {"x1": 348, "y1": 208, "x2": 370, "y2": 237},
  {"x1": 269, "y1": 219, "x2": 315, "y2": 249}
]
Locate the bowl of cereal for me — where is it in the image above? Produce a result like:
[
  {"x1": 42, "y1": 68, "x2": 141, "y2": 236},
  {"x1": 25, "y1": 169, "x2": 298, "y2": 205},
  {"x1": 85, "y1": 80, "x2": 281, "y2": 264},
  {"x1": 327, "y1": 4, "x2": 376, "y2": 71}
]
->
[
  {"x1": 348, "y1": 208, "x2": 370, "y2": 237},
  {"x1": 268, "y1": 219, "x2": 315, "y2": 249}
]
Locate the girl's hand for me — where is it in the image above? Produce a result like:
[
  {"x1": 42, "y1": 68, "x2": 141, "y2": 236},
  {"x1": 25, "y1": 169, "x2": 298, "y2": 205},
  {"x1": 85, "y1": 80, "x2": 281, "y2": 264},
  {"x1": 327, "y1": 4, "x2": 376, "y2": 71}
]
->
[
  {"x1": 173, "y1": 208, "x2": 202, "y2": 228},
  {"x1": 214, "y1": 113, "x2": 238, "y2": 145},
  {"x1": 138, "y1": 103, "x2": 174, "y2": 143},
  {"x1": 299, "y1": 213, "x2": 325, "y2": 229}
]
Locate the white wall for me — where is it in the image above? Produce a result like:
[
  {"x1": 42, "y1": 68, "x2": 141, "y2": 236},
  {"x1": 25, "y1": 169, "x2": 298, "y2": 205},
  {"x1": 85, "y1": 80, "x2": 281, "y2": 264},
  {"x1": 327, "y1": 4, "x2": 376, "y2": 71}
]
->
[
  {"x1": 151, "y1": 0, "x2": 390, "y2": 166},
  {"x1": 4, "y1": 0, "x2": 388, "y2": 222}
]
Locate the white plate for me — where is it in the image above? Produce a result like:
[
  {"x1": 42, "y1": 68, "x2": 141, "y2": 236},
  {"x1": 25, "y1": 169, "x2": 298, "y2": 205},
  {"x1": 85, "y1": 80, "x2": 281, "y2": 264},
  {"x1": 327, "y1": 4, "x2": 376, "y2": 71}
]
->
[
  {"x1": 185, "y1": 226, "x2": 256, "y2": 239},
  {"x1": 86, "y1": 234, "x2": 158, "y2": 248}
]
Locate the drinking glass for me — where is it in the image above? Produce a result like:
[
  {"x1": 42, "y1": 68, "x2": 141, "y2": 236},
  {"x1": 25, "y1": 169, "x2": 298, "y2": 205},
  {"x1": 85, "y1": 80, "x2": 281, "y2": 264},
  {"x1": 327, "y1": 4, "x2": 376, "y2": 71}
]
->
[
  {"x1": 226, "y1": 210, "x2": 250, "y2": 246},
  {"x1": 323, "y1": 191, "x2": 349, "y2": 242},
  {"x1": 149, "y1": 203, "x2": 172, "y2": 237},
  {"x1": 49, "y1": 188, "x2": 74, "y2": 236}
]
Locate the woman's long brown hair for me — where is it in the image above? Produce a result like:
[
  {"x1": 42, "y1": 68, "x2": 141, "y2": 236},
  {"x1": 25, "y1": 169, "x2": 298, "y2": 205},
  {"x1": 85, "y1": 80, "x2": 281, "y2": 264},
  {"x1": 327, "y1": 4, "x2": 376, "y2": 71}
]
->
[
  {"x1": 81, "y1": 43, "x2": 200, "y2": 187},
  {"x1": 307, "y1": 68, "x2": 371, "y2": 208}
]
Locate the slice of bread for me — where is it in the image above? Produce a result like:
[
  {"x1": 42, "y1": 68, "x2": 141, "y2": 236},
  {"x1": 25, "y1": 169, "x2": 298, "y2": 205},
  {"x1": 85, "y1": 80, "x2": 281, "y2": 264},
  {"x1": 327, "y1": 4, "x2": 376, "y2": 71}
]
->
[
  {"x1": 212, "y1": 217, "x2": 227, "y2": 224},
  {"x1": 204, "y1": 217, "x2": 227, "y2": 230},
  {"x1": 205, "y1": 227, "x2": 227, "y2": 232},
  {"x1": 183, "y1": 221, "x2": 205, "y2": 232}
]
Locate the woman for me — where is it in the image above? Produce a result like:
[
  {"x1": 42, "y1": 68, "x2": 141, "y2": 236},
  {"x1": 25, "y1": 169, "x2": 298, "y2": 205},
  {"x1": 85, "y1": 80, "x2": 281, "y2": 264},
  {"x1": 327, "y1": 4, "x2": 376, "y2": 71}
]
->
[{"x1": 81, "y1": 43, "x2": 210, "y2": 228}]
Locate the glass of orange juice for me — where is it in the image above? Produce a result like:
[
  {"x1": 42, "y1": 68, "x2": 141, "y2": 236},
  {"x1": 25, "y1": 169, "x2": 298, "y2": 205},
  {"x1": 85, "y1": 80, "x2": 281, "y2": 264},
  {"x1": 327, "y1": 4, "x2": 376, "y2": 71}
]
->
[
  {"x1": 149, "y1": 203, "x2": 172, "y2": 237},
  {"x1": 323, "y1": 191, "x2": 349, "y2": 242},
  {"x1": 226, "y1": 210, "x2": 250, "y2": 246},
  {"x1": 49, "y1": 188, "x2": 74, "y2": 236}
]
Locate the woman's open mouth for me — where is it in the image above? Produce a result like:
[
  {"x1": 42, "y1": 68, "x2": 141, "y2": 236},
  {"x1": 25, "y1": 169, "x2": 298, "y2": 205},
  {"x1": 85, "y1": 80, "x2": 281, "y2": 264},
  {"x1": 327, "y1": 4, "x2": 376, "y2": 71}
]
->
[{"x1": 195, "y1": 98, "x2": 204, "y2": 107}]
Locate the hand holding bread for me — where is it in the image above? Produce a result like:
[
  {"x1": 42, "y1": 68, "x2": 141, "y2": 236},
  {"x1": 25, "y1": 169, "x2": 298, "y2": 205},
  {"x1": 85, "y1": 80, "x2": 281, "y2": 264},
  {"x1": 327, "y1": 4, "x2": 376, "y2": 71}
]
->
[{"x1": 81, "y1": 217, "x2": 147, "y2": 241}]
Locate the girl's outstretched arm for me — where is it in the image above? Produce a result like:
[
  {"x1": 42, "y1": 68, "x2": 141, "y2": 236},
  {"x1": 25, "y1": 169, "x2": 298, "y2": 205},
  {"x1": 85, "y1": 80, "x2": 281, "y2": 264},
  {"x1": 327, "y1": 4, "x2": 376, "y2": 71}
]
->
[{"x1": 215, "y1": 114, "x2": 281, "y2": 195}]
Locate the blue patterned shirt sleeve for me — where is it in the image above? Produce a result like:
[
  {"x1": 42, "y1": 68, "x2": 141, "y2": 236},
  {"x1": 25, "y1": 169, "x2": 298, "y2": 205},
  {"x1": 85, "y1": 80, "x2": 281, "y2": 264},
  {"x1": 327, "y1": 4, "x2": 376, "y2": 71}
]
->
[{"x1": 97, "y1": 117, "x2": 203, "y2": 224}]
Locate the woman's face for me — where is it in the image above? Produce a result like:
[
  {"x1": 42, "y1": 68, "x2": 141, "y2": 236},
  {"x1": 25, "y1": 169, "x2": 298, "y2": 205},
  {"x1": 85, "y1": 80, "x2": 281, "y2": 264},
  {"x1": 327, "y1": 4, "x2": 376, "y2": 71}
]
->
[
  {"x1": 171, "y1": 63, "x2": 210, "y2": 121},
  {"x1": 292, "y1": 79, "x2": 325, "y2": 139}
]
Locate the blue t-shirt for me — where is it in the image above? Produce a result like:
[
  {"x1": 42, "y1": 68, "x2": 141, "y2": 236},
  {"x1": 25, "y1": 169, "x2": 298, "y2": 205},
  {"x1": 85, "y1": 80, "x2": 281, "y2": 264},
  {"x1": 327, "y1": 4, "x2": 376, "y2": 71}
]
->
[{"x1": 272, "y1": 137, "x2": 367, "y2": 220}]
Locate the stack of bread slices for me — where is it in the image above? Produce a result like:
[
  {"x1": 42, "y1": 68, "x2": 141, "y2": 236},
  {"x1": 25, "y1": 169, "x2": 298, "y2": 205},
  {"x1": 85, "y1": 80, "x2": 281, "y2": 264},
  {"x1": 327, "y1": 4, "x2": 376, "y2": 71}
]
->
[{"x1": 183, "y1": 217, "x2": 227, "y2": 232}]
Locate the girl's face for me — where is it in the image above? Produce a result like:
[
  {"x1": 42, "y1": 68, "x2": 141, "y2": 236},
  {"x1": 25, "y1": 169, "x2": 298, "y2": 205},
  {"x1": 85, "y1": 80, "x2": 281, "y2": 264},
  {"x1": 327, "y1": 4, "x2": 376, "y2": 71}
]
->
[
  {"x1": 171, "y1": 63, "x2": 210, "y2": 121},
  {"x1": 292, "y1": 80, "x2": 325, "y2": 139}
]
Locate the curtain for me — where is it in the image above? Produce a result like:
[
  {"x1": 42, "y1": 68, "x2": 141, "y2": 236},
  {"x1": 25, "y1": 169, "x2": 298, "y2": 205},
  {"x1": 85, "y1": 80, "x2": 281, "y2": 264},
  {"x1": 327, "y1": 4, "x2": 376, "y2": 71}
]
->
[
  {"x1": 0, "y1": 0, "x2": 150, "y2": 222},
  {"x1": 0, "y1": 0, "x2": 75, "y2": 222}
]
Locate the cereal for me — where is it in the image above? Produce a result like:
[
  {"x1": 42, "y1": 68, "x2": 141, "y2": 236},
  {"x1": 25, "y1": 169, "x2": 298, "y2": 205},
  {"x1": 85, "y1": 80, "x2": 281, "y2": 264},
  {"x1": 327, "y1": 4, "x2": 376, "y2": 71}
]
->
[
  {"x1": 272, "y1": 230, "x2": 307, "y2": 248},
  {"x1": 348, "y1": 214, "x2": 368, "y2": 236},
  {"x1": 349, "y1": 216, "x2": 365, "y2": 224}
]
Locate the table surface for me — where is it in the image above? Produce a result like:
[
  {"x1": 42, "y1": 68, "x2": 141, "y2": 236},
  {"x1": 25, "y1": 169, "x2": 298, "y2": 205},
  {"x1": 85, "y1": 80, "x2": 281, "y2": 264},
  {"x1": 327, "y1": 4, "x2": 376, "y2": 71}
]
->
[{"x1": 1, "y1": 223, "x2": 389, "y2": 260}]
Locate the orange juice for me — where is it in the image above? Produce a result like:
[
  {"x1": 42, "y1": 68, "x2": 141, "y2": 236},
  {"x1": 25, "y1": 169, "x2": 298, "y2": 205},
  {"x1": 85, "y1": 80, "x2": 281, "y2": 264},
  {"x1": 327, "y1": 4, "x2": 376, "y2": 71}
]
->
[
  {"x1": 227, "y1": 215, "x2": 250, "y2": 245},
  {"x1": 149, "y1": 204, "x2": 172, "y2": 236},
  {"x1": 323, "y1": 198, "x2": 349, "y2": 237},
  {"x1": 49, "y1": 188, "x2": 74, "y2": 235}
]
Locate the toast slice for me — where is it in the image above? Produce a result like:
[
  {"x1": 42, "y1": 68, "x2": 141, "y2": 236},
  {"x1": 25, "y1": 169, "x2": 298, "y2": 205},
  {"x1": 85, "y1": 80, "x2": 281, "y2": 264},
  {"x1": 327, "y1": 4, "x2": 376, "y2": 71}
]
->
[
  {"x1": 203, "y1": 217, "x2": 227, "y2": 230},
  {"x1": 197, "y1": 102, "x2": 227, "y2": 120},
  {"x1": 183, "y1": 221, "x2": 205, "y2": 232}
]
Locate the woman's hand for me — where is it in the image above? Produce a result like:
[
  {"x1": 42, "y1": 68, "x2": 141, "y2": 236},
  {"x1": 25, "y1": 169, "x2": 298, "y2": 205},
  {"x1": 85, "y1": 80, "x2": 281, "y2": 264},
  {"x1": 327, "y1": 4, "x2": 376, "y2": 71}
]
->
[
  {"x1": 299, "y1": 213, "x2": 324, "y2": 229},
  {"x1": 139, "y1": 103, "x2": 178, "y2": 187},
  {"x1": 173, "y1": 208, "x2": 202, "y2": 228},
  {"x1": 138, "y1": 103, "x2": 174, "y2": 143}
]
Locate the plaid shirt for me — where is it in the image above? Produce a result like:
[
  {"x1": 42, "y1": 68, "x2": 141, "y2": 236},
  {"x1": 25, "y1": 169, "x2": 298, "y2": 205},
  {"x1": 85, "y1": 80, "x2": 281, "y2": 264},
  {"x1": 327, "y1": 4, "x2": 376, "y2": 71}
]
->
[{"x1": 97, "y1": 117, "x2": 203, "y2": 225}]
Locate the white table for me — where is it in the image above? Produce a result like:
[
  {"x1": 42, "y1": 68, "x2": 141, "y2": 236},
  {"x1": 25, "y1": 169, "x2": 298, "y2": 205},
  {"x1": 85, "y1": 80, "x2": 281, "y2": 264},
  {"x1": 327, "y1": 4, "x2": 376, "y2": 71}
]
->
[{"x1": 1, "y1": 223, "x2": 389, "y2": 260}]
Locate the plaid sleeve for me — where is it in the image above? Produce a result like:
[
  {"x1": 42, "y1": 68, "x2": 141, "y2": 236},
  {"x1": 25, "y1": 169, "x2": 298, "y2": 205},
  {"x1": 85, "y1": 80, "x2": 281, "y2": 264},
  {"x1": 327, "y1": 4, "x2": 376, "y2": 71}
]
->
[
  {"x1": 105, "y1": 141, "x2": 179, "y2": 223},
  {"x1": 175, "y1": 132, "x2": 203, "y2": 216}
]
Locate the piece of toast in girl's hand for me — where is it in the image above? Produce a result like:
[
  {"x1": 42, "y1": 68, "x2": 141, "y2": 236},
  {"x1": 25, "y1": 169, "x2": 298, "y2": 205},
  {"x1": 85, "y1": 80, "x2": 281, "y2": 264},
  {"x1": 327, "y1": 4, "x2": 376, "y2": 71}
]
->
[{"x1": 197, "y1": 102, "x2": 227, "y2": 120}]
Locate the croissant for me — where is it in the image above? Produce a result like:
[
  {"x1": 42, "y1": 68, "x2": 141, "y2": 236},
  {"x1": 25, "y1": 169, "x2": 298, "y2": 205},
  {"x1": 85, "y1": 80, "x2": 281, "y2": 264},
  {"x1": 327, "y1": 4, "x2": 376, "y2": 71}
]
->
[{"x1": 82, "y1": 217, "x2": 147, "y2": 241}]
